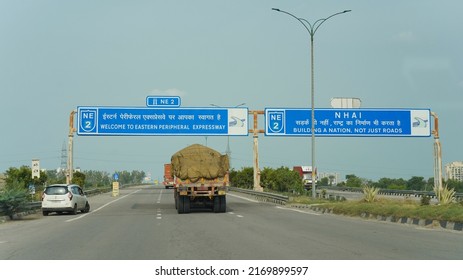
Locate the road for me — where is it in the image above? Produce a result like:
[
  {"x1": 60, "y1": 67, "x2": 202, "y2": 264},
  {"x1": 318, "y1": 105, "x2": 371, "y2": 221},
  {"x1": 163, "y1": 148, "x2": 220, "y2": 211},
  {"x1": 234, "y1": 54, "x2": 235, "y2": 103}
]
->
[{"x1": 0, "y1": 185, "x2": 462, "y2": 260}]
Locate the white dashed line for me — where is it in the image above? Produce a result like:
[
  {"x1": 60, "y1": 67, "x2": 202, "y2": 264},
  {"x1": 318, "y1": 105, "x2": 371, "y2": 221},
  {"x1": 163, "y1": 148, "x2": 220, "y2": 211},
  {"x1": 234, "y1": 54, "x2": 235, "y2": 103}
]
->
[{"x1": 66, "y1": 189, "x2": 142, "y2": 222}]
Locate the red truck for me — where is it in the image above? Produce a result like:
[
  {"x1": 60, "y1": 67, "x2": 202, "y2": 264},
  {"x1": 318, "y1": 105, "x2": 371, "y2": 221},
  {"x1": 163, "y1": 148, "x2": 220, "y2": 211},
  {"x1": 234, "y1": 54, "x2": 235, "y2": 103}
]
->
[{"x1": 163, "y1": 163, "x2": 175, "y2": 189}]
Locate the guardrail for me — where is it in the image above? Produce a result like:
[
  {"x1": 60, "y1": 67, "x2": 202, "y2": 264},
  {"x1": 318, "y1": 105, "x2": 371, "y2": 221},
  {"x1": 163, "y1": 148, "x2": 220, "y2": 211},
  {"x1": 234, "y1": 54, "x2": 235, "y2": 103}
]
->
[
  {"x1": 228, "y1": 187, "x2": 289, "y2": 205},
  {"x1": 320, "y1": 186, "x2": 463, "y2": 202}
]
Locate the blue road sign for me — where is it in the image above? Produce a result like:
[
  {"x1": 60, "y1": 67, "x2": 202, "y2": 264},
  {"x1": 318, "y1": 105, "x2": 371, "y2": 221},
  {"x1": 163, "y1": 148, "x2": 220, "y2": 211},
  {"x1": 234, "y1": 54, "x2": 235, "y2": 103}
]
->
[
  {"x1": 77, "y1": 107, "x2": 248, "y2": 136},
  {"x1": 113, "y1": 173, "x2": 119, "y2": 181},
  {"x1": 265, "y1": 108, "x2": 431, "y2": 137},
  {"x1": 146, "y1": 96, "x2": 181, "y2": 107}
]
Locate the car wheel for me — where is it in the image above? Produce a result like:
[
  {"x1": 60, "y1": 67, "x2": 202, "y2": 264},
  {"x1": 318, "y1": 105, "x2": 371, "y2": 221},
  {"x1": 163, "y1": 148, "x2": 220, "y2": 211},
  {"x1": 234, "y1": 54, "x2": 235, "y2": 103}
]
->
[
  {"x1": 83, "y1": 202, "x2": 90, "y2": 213},
  {"x1": 42, "y1": 210, "x2": 49, "y2": 216}
]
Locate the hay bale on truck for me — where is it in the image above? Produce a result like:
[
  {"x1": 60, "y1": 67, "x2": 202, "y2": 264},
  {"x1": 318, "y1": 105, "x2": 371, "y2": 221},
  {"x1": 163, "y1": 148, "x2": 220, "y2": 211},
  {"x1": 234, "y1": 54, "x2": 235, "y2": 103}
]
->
[{"x1": 171, "y1": 144, "x2": 229, "y2": 214}]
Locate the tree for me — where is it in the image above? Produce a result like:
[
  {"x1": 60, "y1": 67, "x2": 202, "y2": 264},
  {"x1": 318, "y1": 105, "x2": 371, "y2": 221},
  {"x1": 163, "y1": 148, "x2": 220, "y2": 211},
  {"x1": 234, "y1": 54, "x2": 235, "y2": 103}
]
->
[
  {"x1": 345, "y1": 174, "x2": 363, "y2": 188},
  {"x1": 5, "y1": 166, "x2": 47, "y2": 189},
  {"x1": 45, "y1": 169, "x2": 66, "y2": 184},
  {"x1": 131, "y1": 170, "x2": 146, "y2": 184},
  {"x1": 229, "y1": 167, "x2": 253, "y2": 189},
  {"x1": 260, "y1": 167, "x2": 302, "y2": 193},
  {"x1": 319, "y1": 177, "x2": 329, "y2": 186},
  {"x1": 328, "y1": 175, "x2": 336, "y2": 186},
  {"x1": 83, "y1": 170, "x2": 111, "y2": 188},
  {"x1": 72, "y1": 171, "x2": 86, "y2": 188},
  {"x1": 0, "y1": 183, "x2": 29, "y2": 219},
  {"x1": 446, "y1": 179, "x2": 463, "y2": 193},
  {"x1": 373, "y1": 177, "x2": 407, "y2": 190},
  {"x1": 113, "y1": 170, "x2": 146, "y2": 185},
  {"x1": 407, "y1": 176, "x2": 426, "y2": 191}
]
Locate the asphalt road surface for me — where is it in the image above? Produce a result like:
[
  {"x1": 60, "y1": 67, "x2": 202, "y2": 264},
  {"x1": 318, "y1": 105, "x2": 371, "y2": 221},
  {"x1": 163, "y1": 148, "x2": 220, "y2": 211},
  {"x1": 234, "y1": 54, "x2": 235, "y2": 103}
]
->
[{"x1": 1, "y1": 185, "x2": 462, "y2": 260}]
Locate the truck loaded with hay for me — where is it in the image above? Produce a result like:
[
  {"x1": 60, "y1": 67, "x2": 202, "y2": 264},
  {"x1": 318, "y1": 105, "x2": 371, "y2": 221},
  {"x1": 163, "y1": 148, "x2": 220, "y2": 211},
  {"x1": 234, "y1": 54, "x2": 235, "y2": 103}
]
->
[{"x1": 170, "y1": 144, "x2": 229, "y2": 214}]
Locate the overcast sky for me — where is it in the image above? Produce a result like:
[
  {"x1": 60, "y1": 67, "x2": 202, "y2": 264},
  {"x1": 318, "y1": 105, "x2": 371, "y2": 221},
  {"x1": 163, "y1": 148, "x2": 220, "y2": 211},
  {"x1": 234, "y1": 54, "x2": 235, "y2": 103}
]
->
[{"x1": 1, "y1": 0, "x2": 462, "y2": 182}]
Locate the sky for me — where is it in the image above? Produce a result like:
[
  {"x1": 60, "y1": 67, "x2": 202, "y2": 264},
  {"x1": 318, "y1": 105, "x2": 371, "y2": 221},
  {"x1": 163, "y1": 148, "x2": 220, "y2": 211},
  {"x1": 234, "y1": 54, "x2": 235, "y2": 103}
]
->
[{"x1": 1, "y1": 0, "x2": 462, "y2": 182}]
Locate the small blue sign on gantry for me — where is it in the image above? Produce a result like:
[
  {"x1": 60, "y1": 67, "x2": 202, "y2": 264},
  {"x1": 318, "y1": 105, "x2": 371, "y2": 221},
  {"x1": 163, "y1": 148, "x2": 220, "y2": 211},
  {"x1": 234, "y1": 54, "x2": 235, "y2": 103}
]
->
[
  {"x1": 77, "y1": 107, "x2": 248, "y2": 136},
  {"x1": 146, "y1": 96, "x2": 181, "y2": 107},
  {"x1": 265, "y1": 108, "x2": 431, "y2": 137}
]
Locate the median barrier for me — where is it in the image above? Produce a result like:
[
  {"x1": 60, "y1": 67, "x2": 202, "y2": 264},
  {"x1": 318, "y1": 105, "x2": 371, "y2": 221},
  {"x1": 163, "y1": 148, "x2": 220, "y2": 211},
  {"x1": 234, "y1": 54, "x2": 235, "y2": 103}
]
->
[{"x1": 228, "y1": 187, "x2": 289, "y2": 205}]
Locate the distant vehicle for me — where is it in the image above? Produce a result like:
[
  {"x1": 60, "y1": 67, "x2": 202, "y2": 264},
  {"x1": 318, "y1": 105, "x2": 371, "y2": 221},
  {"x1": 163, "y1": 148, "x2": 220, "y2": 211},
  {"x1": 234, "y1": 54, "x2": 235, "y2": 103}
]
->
[
  {"x1": 163, "y1": 163, "x2": 175, "y2": 189},
  {"x1": 293, "y1": 166, "x2": 317, "y2": 190},
  {"x1": 41, "y1": 184, "x2": 90, "y2": 216},
  {"x1": 171, "y1": 144, "x2": 229, "y2": 214}
]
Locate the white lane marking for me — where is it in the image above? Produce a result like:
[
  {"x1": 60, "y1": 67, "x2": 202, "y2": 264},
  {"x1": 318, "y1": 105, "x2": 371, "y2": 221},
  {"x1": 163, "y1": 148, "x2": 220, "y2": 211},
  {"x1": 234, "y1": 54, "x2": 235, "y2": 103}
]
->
[
  {"x1": 236, "y1": 215, "x2": 244, "y2": 218},
  {"x1": 227, "y1": 193, "x2": 259, "y2": 203},
  {"x1": 157, "y1": 189, "x2": 163, "y2": 204},
  {"x1": 66, "y1": 189, "x2": 142, "y2": 222},
  {"x1": 275, "y1": 206, "x2": 321, "y2": 216}
]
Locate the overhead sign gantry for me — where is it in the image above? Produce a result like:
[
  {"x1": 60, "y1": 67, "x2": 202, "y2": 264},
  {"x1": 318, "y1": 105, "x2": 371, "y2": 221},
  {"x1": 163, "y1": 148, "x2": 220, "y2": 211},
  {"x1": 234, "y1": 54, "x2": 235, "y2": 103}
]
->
[
  {"x1": 265, "y1": 108, "x2": 431, "y2": 137},
  {"x1": 77, "y1": 106, "x2": 248, "y2": 136}
]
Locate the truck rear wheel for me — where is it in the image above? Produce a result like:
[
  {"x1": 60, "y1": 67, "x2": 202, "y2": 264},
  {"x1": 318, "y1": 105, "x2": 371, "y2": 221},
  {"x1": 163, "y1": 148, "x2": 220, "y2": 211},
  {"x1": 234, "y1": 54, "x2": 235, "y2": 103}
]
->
[
  {"x1": 177, "y1": 195, "x2": 183, "y2": 214},
  {"x1": 177, "y1": 196, "x2": 190, "y2": 214},
  {"x1": 183, "y1": 197, "x2": 190, "y2": 213},
  {"x1": 220, "y1": 196, "x2": 226, "y2": 213},
  {"x1": 213, "y1": 196, "x2": 226, "y2": 213},
  {"x1": 174, "y1": 192, "x2": 178, "y2": 210}
]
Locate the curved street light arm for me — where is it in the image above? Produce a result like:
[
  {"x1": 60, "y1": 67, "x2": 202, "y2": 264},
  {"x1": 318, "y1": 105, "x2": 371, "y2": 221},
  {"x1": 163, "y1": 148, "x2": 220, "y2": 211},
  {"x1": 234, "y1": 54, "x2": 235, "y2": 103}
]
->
[
  {"x1": 273, "y1": 8, "x2": 351, "y2": 37},
  {"x1": 311, "y1": 10, "x2": 352, "y2": 35},
  {"x1": 272, "y1": 8, "x2": 313, "y2": 36}
]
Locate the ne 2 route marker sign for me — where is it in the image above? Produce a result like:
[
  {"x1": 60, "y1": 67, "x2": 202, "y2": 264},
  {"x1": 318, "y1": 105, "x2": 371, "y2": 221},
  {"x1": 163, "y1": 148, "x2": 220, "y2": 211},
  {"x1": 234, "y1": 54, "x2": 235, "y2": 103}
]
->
[
  {"x1": 77, "y1": 107, "x2": 248, "y2": 136},
  {"x1": 265, "y1": 108, "x2": 431, "y2": 137},
  {"x1": 145, "y1": 96, "x2": 181, "y2": 107}
]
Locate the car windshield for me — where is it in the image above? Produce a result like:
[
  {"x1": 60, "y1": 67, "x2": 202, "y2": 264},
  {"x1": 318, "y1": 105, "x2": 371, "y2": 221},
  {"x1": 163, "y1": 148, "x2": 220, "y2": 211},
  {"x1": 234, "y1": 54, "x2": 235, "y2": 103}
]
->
[{"x1": 45, "y1": 186, "x2": 68, "y2": 195}]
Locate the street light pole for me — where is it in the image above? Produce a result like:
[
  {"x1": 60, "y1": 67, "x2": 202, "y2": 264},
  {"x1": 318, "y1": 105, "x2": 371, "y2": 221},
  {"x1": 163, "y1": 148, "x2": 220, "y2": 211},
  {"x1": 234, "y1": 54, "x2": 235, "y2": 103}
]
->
[{"x1": 272, "y1": 8, "x2": 351, "y2": 199}]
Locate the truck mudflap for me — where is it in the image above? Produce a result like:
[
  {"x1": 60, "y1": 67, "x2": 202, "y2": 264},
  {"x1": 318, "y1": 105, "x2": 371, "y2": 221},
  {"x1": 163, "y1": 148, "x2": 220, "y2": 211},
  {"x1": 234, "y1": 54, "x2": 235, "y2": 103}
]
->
[{"x1": 174, "y1": 185, "x2": 227, "y2": 214}]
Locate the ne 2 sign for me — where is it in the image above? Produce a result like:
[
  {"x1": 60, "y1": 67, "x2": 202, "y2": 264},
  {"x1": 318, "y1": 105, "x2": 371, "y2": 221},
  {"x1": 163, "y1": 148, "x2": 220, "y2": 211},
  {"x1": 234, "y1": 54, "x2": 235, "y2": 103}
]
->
[{"x1": 265, "y1": 108, "x2": 431, "y2": 137}]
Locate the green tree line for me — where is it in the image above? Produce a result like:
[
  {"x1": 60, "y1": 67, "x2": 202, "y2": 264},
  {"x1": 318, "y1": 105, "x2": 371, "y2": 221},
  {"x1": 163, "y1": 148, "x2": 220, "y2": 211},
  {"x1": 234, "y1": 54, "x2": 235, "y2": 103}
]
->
[
  {"x1": 230, "y1": 167, "x2": 463, "y2": 193},
  {"x1": 1, "y1": 166, "x2": 146, "y2": 190}
]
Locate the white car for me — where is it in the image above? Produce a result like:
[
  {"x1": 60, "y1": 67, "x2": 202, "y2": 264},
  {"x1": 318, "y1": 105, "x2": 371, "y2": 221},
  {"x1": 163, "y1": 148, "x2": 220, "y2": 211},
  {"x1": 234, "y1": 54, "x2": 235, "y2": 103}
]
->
[{"x1": 41, "y1": 184, "x2": 90, "y2": 216}]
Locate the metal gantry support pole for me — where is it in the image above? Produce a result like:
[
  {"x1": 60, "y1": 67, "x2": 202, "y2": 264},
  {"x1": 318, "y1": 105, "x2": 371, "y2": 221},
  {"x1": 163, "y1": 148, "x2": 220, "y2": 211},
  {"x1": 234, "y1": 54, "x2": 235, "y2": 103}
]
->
[
  {"x1": 272, "y1": 8, "x2": 351, "y2": 198},
  {"x1": 249, "y1": 110, "x2": 265, "y2": 192},
  {"x1": 67, "y1": 110, "x2": 77, "y2": 184},
  {"x1": 431, "y1": 112, "x2": 443, "y2": 190}
]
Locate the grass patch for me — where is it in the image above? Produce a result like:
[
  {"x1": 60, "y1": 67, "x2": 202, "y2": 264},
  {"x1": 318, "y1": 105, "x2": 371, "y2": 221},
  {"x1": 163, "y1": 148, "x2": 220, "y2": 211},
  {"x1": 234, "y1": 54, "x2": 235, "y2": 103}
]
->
[
  {"x1": 288, "y1": 196, "x2": 463, "y2": 223},
  {"x1": 289, "y1": 195, "x2": 326, "y2": 205}
]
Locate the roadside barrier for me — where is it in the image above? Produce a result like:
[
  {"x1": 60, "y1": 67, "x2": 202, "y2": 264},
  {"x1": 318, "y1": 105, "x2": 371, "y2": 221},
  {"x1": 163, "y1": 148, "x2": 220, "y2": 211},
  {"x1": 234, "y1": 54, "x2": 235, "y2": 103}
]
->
[{"x1": 228, "y1": 187, "x2": 289, "y2": 205}]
